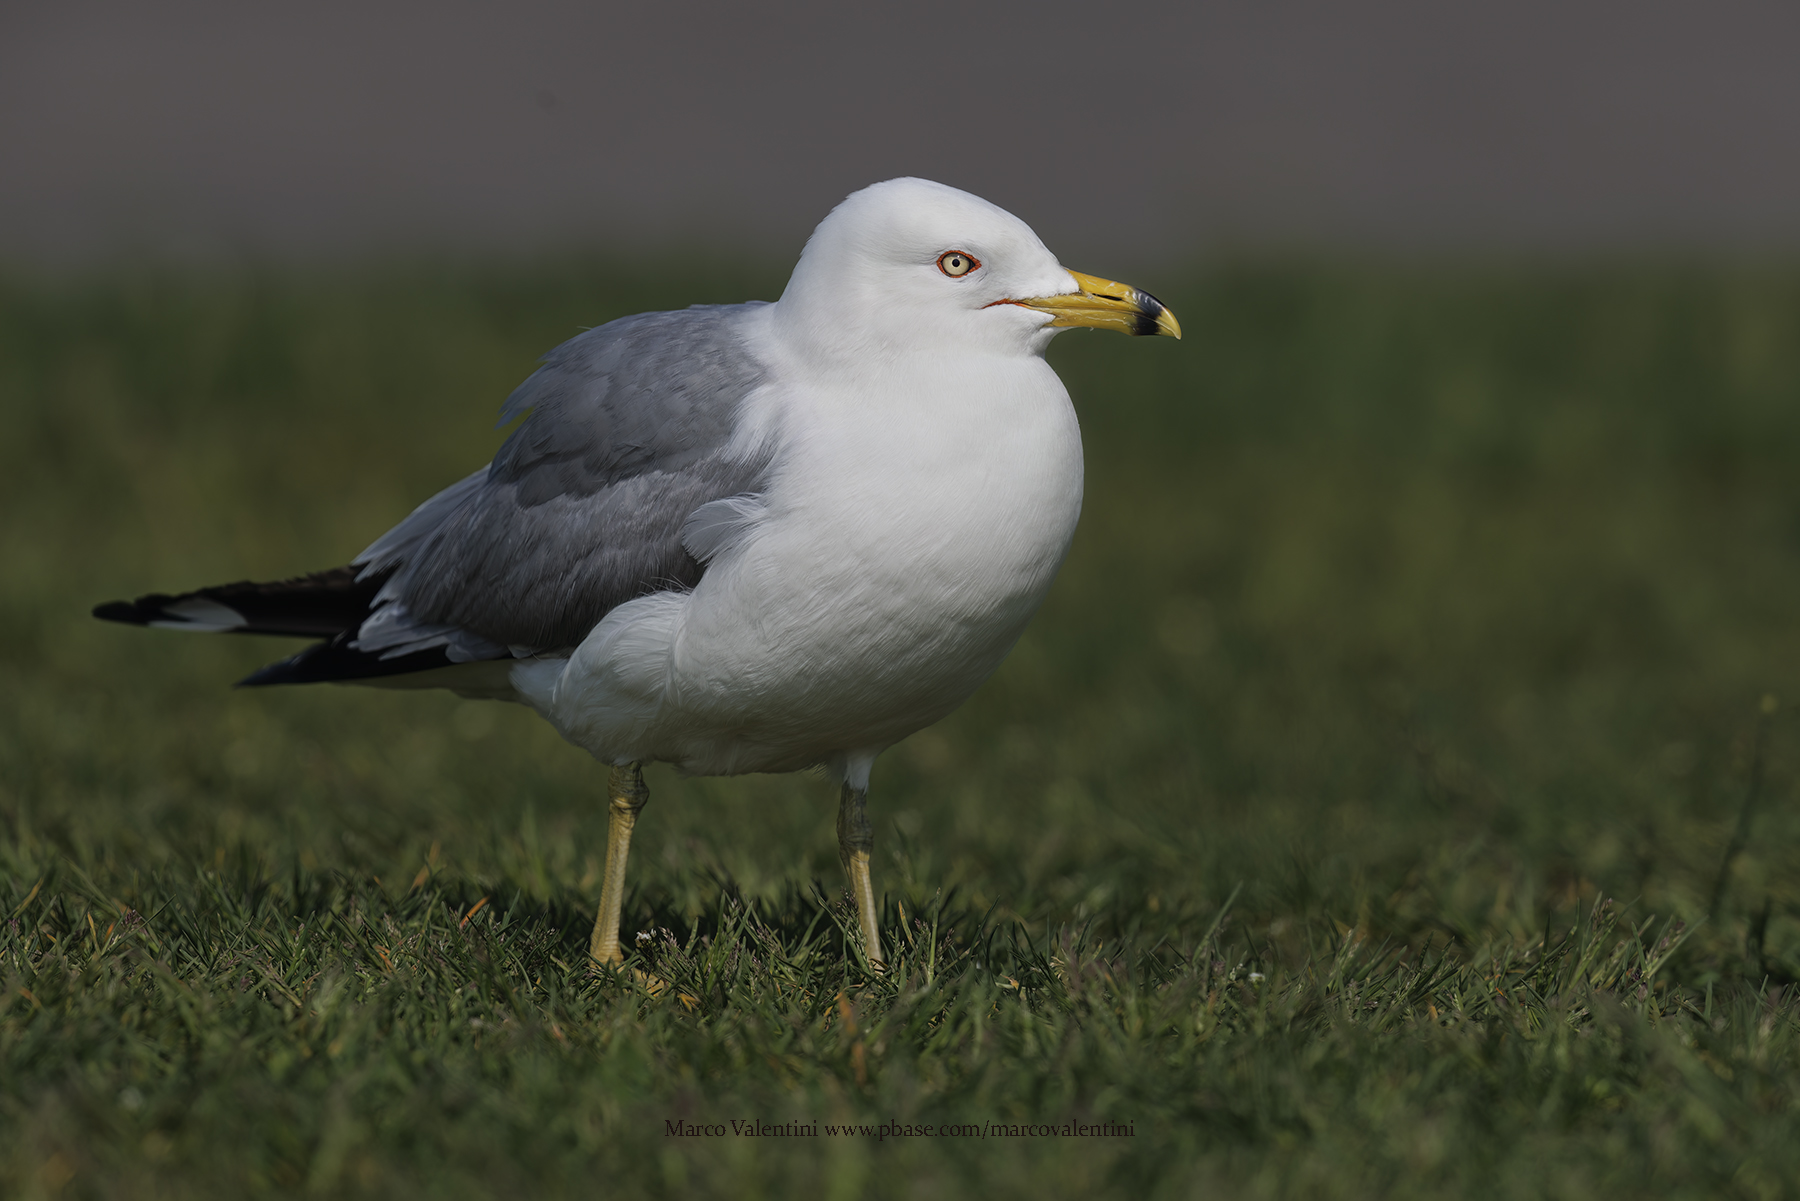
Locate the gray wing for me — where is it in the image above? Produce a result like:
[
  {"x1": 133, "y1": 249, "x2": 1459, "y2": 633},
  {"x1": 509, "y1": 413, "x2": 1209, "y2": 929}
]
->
[{"x1": 352, "y1": 303, "x2": 774, "y2": 658}]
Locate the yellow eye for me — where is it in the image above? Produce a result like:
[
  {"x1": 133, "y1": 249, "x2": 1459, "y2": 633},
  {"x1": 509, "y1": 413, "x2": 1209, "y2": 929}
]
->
[{"x1": 937, "y1": 251, "x2": 979, "y2": 278}]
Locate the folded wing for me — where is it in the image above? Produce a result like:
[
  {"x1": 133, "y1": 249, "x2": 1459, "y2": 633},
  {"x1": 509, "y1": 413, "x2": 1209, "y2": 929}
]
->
[{"x1": 94, "y1": 303, "x2": 776, "y2": 688}]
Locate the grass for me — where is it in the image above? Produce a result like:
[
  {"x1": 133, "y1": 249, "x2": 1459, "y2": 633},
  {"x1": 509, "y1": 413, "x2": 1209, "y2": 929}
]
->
[{"x1": 2, "y1": 258, "x2": 1799, "y2": 1198}]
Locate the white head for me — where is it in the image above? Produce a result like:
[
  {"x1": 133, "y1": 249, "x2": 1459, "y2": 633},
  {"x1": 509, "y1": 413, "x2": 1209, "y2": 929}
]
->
[{"x1": 772, "y1": 178, "x2": 1178, "y2": 368}]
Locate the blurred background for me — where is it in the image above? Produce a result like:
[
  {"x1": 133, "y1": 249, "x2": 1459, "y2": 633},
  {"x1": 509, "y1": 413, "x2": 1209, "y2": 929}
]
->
[{"x1": 6, "y1": 0, "x2": 1800, "y2": 271}]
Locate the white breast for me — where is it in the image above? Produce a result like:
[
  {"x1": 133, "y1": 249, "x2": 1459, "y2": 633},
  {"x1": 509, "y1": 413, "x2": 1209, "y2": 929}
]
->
[{"x1": 519, "y1": 334, "x2": 1083, "y2": 778}]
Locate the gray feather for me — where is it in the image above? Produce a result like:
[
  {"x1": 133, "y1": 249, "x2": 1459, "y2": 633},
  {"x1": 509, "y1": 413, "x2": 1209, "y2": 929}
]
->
[
  {"x1": 351, "y1": 303, "x2": 774, "y2": 656},
  {"x1": 355, "y1": 469, "x2": 487, "y2": 578},
  {"x1": 351, "y1": 600, "x2": 508, "y2": 663}
]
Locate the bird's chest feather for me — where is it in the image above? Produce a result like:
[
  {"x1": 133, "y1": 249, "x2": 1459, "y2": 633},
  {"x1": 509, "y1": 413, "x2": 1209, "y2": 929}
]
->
[{"x1": 685, "y1": 358, "x2": 1083, "y2": 686}]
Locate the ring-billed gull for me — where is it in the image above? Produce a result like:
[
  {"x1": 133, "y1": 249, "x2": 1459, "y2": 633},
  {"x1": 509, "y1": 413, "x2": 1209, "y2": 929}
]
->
[{"x1": 94, "y1": 178, "x2": 1180, "y2": 971}]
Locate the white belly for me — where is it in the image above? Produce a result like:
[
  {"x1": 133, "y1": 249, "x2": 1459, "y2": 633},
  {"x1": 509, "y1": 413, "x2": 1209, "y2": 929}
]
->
[{"x1": 515, "y1": 354, "x2": 1084, "y2": 779}]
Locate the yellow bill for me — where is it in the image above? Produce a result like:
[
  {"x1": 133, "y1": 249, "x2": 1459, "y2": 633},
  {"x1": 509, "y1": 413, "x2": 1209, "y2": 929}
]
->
[{"x1": 1000, "y1": 270, "x2": 1181, "y2": 338}]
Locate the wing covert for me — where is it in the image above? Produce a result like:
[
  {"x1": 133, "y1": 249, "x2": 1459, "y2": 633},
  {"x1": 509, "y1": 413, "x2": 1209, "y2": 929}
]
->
[{"x1": 353, "y1": 303, "x2": 775, "y2": 656}]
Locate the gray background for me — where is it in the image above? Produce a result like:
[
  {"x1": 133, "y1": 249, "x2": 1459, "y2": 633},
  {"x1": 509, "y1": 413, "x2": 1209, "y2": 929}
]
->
[{"x1": 6, "y1": 0, "x2": 1799, "y2": 270}]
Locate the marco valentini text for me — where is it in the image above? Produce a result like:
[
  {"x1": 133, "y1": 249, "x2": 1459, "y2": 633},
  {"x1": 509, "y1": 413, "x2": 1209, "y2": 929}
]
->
[{"x1": 664, "y1": 1119, "x2": 1137, "y2": 1140}]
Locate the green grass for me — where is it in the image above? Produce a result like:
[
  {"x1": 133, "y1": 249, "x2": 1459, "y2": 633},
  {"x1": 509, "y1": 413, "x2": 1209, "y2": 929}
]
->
[{"x1": 3, "y1": 259, "x2": 1799, "y2": 1199}]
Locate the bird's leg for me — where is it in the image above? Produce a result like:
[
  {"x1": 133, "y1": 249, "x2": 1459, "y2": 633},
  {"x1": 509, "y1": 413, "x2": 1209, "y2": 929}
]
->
[
  {"x1": 836, "y1": 783, "x2": 885, "y2": 970},
  {"x1": 590, "y1": 762, "x2": 650, "y2": 966}
]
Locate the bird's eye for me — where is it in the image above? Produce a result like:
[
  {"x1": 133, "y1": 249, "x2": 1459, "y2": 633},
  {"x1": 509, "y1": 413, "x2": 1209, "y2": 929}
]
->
[{"x1": 937, "y1": 251, "x2": 979, "y2": 278}]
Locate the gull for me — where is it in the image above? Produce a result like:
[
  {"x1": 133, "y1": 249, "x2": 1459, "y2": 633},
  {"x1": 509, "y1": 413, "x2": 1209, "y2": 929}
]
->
[{"x1": 94, "y1": 178, "x2": 1180, "y2": 971}]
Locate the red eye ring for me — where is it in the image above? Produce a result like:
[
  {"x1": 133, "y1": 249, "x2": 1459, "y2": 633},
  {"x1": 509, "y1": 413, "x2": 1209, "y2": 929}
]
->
[{"x1": 937, "y1": 251, "x2": 980, "y2": 278}]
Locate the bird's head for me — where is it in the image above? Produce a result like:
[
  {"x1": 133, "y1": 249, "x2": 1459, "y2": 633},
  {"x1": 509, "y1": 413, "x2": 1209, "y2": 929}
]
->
[{"x1": 773, "y1": 177, "x2": 1179, "y2": 366}]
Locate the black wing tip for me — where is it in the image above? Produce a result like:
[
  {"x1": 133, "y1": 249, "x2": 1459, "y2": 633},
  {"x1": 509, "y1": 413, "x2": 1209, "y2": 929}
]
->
[
  {"x1": 93, "y1": 594, "x2": 201, "y2": 626},
  {"x1": 235, "y1": 637, "x2": 465, "y2": 688},
  {"x1": 89, "y1": 568, "x2": 386, "y2": 639},
  {"x1": 93, "y1": 599, "x2": 146, "y2": 625},
  {"x1": 236, "y1": 658, "x2": 302, "y2": 688},
  {"x1": 235, "y1": 641, "x2": 349, "y2": 688}
]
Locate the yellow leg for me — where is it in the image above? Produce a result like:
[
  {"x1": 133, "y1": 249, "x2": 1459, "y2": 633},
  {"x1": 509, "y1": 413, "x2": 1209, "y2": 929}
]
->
[
  {"x1": 589, "y1": 763, "x2": 649, "y2": 966},
  {"x1": 836, "y1": 784, "x2": 885, "y2": 971}
]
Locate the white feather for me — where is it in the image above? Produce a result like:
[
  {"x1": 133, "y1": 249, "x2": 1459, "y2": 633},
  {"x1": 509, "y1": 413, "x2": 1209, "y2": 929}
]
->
[{"x1": 149, "y1": 598, "x2": 247, "y2": 632}]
